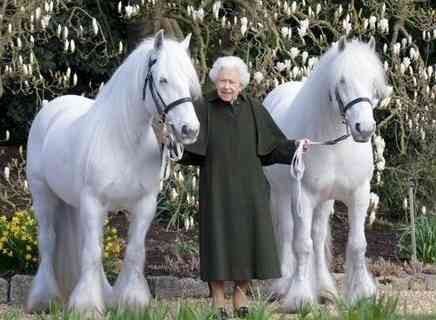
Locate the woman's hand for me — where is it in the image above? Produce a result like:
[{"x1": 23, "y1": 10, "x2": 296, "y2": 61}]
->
[{"x1": 296, "y1": 139, "x2": 311, "y2": 153}]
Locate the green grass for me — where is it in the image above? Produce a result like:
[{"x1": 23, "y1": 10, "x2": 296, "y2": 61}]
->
[{"x1": 0, "y1": 296, "x2": 435, "y2": 319}]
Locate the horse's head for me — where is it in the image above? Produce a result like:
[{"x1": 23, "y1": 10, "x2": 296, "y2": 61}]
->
[
  {"x1": 329, "y1": 37, "x2": 391, "y2": 143},
  {"x1": 144, "y1": 30, "x2": 201, "y2": 145}
]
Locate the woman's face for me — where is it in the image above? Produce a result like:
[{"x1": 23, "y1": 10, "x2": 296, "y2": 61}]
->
[{"x1": 216, "y1": 68, "x2": 243, "y2": 103}]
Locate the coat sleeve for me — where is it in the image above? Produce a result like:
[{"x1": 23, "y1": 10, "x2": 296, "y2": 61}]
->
[
  {"x1": 259, "y1": 139, "x2": 296, "y2": 166},
  {"x1": 249, "y1": 97, "x2": 297, "y2": 164},
  {"x1": 177, "y1": 98, "x2": 207, "y2": 166}
]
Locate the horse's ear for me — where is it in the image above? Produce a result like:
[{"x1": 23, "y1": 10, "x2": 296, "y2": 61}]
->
[
  {"x1": 368, "y1": 36, "x2": 376, "y2": 51},
  {"x1": 338, "y1": 36, "x2": 346, "y2": 52},
  {"x1": 154, "y1": 29, "x2": 165, "y2": 51},
  {"x1": 181, "y1": 33, "x2": 192, "y2": 51}
]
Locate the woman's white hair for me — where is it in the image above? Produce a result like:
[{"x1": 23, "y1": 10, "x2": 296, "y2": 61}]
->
[{"x1": 209, "y1": 56, "x2": 250, "y2": 89}]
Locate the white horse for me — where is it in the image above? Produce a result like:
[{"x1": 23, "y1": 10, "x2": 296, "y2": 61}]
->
[
  {"x1": 25, "y1": 30, "x2": 201, "y2": 316},
  {"x1": 263, "y1": 38, "x2": 391, "y2": 312}
]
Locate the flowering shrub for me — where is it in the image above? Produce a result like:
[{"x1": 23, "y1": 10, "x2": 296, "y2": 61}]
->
[
  {"x1": 0, "y1": 209, "x2": 125, "y2": 275},
  {"x1": 0, "y1": 210, "x2": 38, "y2": 273}
]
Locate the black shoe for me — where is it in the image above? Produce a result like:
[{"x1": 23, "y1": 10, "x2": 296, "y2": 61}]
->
[{"x1": 234, "y1": 306, "x2": 249, "y2": 318}]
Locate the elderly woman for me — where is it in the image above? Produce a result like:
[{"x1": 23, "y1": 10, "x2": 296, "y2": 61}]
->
[{"x1": 179, "y1": 56, "x2": 307, "y2": 319}]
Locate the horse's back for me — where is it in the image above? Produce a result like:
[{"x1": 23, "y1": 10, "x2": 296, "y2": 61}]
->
[
  {"x1": 27, "y1": 95, "x2": 93, "y2": 180},
  {"x1": 263, "y1": 82, "x2": 303, "y2": 124}
]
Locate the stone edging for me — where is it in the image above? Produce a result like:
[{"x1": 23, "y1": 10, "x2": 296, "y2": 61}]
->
[{"x1": 1, "y1": 273, "x2": 436, "y2": 306}]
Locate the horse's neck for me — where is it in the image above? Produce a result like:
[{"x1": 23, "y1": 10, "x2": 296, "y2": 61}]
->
[
  {"x1": 284, "y1": 64, "x2": 346, "y2": 142},
  {"x1": 84, "y1": 57, "x2": 158, "y2": 165}
]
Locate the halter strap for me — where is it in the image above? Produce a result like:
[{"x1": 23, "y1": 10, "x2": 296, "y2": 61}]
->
[
  {"x1": 335, "y1": 88, "x2": 373, "y2": 117},
  {"x1": 142, "y1": 58, "x2": 192, "y2": 120}
]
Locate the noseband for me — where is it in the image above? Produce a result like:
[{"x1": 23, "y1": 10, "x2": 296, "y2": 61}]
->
[
  {"x1": 334, "y1": 88, "x2": 373, "y2": 119},
  {"x1": 142, "y1": 58, "x2": 192, "y2": 122},
  {"x1": 321, "y1": 88, "x2": 375, "y2": 145}
]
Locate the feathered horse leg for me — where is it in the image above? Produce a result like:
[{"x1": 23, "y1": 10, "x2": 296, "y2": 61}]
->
[
  {"x1": 344, "y1": 181, "x2": 376, "y2": 303},
  {"x1": 312, "y1": 201, "x2": 337, "y2": 302},
  {"x1": 25, "y1": 180, "x2": 62, "y2": 313},
  {"x1": 68, "y1": 190, "x2": 105, "y2": 318},
  {"x1": 281, "y1": 188, "x2": 317, "y2": 312},
  {"x1": 111, "y1": 191, "x2": 158, "y2": 310}
]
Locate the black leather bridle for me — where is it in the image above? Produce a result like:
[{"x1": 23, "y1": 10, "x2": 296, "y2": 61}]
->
[
  {"x1": 142, "y1": 58, "x2": 193, "y2": 122},
  {"x1": 322, "y1": 88, "x2": 374, "y2": 145},
  {"x1": 335, "y1": 87, "x2": 373, "y2": 119}
]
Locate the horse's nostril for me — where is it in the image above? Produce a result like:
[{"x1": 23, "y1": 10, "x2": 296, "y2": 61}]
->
[
  {"x1": 181, "y1": 125, "x2": 189, "y2": 136},
  {"x1": 355, "y1": 123, "x2": 361, "y2": 133}
]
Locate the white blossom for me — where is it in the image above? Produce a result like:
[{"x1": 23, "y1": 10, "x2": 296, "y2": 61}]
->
[
  {"x1": 7, "y1": 23, "x2": 12, "y2": 34},
  {"x1": 276, "y1": 62, "x2": 287, "y2": 72},
  {"x1": 212, "y1": 1, "x2": 221, "y2": 20},
  {"x1": 289, "y1": 47, "x2": 300, "y2": 59},
  {"x1": 383, "y1": 43, "x2": 387, "y2": 54},
  {"x1": 316, "y1": 3, "x2": 321, "y2": 15},
  {"x1": 23, "y1": 180, "x2": 28, "y2": 191},
  {"x1": 422, "y1": 206, "x2": 427, "y2": 215},
  {"x1": 63, "y1": 26, "x2": 69, "y2": 40},
  {"x1": 240, "y1": 17, "x2": 248, "y2": 36},
  {"x1": 409, "y1": 47, "x2": 418, "y2": 60},
  {"x1": 420, "y1": 128, "x2": 426, "y2": 141},
  {"x1": 118, "y1": 41, "x2": 123, "y2": 55},
  {"x1": 378, "y1": 18, "x2": 389, "y2": 33},
  {"x1": 35, "y1": 7, "x2": 41, "y2": 20},
  {"x1": 253, "y1": 71, "x2": 264, "y2": 84},
  {"x1": 70, "y1": 39, "x2": 75, "y2": 53},
  {"x1": 298, "y1": 19, "x2": 309, "y2": 38},
  {"x1": 363, "y1": 18, "x2": 368, "y2": 31},
  {"x1": 403, "y1": 198, "x2": 408, "y2": 210},
  {"x1": 301, "y1": 51, "x2": 308, "y2": 64},
  {"x1": 118, "y1": 1, "x2": 122, "y2": 14},
  {"x1": 92, "y1": 18, "x2": 99, "y2": 36},
  {"x1": 281, "y1": 26, "x2": 289, "y2": 38},
  {"x1": 73, "y1": 73, "x2": 78, "y2": 86},
  {"x1": 399, "y1": 63, "x2": 406, "y2": 74},
  {"x1": 64, "y1": 39, "x2": 69, "y2": 52},
  {"x1": 291, "y1": 1, "x2": 297, "y2": 13},
  {"x1": 16, "y1": 37, "x2": 22, "y2": 49},
  {"x1": 4, "y1": 167, "x2": 10, "y2": 182},
  {"x1": 369, "y1": 16, "x2": 377, "y2": 30},
  {"x1": 30, "y1": 35, "x2": 35, "y2": 44},
  {"x1": 4, "y1": 130, "x2": 10, "y2": 141}
]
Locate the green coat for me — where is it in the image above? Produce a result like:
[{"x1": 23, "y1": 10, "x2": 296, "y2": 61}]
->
[{"x1": 180, "y1": 92, "x2": 296, "y2": 281}]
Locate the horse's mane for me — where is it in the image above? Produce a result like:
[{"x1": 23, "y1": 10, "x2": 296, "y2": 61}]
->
[
  {"x1": 322, "y1": 39, "x2": 386, "y2": 92},
  {"x1": 94, "y1": 36, "x2": 202, "y2": 108},
  {"x1": 80, "y1": 36, "x2": 202, "y2": 176}
]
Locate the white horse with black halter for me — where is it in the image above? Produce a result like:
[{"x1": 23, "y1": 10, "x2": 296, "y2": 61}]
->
[
  {"x1": 25, "y1": 30, "x2": 201, "y2": 316},
  {"x1": 263, "y1": 37, "x2": 392, "y2": 312}
]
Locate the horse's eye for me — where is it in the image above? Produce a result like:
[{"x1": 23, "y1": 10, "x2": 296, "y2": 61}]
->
[{"x1": 160, "y1": 78, "x2": 168, "y2": 84}]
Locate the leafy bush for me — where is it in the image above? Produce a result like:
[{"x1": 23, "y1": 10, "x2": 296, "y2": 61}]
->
[
  {"x1": 0, "y1": 208, "x2": 125, "y2": 276},
  {"x1": 399, "y1": 214, "x2": 436, "y2": 264}
]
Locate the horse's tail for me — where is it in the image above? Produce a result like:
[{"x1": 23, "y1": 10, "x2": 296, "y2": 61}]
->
[{"x1": 53, "y1": 203, "x2": 81, "y2": 300}]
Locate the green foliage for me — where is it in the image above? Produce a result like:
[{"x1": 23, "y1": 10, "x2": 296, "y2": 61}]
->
[
  {"x1": 158, "y1": 164, "x2": 199, "y2": 231},
  {"x1": 336, "y1": 296, "x2": 400, "y2": 320},
  {"x1": 0, "y1": 209, "x2": 124, "y2": 276},
  {"x1": 399, "y1": 214, "x2": 436, "y2": 263}
]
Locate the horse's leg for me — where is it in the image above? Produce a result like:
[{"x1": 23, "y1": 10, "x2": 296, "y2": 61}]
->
[
  {"x1": 68, "y1": 190, "x2": 105, "y2": 317},
  {"x1": 269, "y1": 183, "x2": 293, "y2": 298},
  {"x1": 344, "y1": 181, "x2": 376, "y2": 302},
  {"x1": 111, "y1": 191, "x2": 157, "y2": 309},
  {"x1": 25, "y1": 180, "x2": 62, "y2": 313},
  {"x1": 312, "y1": 201, "x2": 337, "y2": 302},
  {"x1": 281, "y1": 190, "x2": 316, "y2": 312}
]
